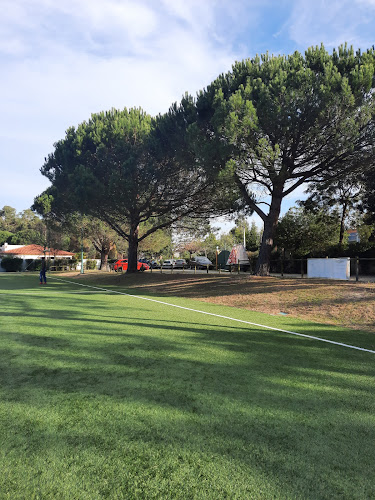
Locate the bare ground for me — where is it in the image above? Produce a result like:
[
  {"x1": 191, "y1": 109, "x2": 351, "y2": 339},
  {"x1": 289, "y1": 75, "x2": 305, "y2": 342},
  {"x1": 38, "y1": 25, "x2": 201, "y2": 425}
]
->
[{"x1": 64, "y1": 271, "x2": 375, "y2": 332}]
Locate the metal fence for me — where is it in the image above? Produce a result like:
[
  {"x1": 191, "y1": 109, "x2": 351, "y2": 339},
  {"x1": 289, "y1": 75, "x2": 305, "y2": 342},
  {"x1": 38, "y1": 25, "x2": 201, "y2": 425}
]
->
[
  {"x1": 149, "y1": 257, "x2": 375, "y2": 281},
  {"x1": 267, "y1": 257, "x2": 375, "y2": 281}
]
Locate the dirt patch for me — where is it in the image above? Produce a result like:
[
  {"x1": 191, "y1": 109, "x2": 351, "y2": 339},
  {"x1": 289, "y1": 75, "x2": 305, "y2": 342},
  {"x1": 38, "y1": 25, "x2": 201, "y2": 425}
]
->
[{"x1": 58, "y1": 271, "x2": 375, "y2": 332}]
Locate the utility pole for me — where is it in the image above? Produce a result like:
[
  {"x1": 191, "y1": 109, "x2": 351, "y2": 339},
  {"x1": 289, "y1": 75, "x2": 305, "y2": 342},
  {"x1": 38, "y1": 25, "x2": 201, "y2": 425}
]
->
[{"x1": 80, "y1": 215, "x2": 84, "y2": 274}]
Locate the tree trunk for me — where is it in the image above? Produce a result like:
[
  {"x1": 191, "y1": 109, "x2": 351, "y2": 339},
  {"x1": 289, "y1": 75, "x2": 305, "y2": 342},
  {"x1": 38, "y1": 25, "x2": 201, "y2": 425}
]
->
[
  {"x1": 255, "y1": 189, "x2": 283, "y2": 276},
  {"x1": 100, "y1": 250, "x2": 110, "y2": 271},
  {"x1": 339, "y1": 201, "x2": 348, "y2": 247},
  {"x1": 127, "y1": 223, "x2": 139, "y2": 273},
  {"x1": 92, "y1": 238, "x2": 112, "y2": 272}
]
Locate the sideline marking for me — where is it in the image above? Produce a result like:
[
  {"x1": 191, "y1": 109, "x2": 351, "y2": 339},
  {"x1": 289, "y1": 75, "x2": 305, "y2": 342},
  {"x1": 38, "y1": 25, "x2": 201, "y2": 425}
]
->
[
  {"x1": 49, "y1": 277, "x2": 375, "y2": 354},
  {"x1": 1, "y1": 290, "x2": 109, "y2": 297}
]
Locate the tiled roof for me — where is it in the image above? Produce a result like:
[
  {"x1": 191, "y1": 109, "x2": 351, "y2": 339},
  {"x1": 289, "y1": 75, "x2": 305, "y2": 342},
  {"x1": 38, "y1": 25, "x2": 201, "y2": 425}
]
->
[{"x1": 1, "y1": 244, "x2": 74, "y2": 256}]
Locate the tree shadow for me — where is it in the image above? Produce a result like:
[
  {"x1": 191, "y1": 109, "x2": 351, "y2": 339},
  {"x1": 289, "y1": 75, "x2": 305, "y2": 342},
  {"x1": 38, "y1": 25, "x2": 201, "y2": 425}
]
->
[{"x1": 1, "y1": 276, "x2": 375, "y2": 497}]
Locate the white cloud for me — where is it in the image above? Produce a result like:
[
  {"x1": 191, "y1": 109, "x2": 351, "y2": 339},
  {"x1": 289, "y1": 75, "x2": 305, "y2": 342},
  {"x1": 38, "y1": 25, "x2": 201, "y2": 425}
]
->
[
  {"x1": 357, "y1": 0, "x2": 375, "y2": 5},
  {"x1": 2, "y1": 0, "x2": 374, "y2": 214},
  {"x1": 287, "y1": 0, "x2": 375, "y2": 49},
  {"x1": 0, "y1": 0, "x2": 160, "y2": 60},
  {"x1": 0, "y1": 1, "x2": 240, "y2": 143},
  {"x1": 0, "y1": 0, "x2": 245, "y2": 211}
]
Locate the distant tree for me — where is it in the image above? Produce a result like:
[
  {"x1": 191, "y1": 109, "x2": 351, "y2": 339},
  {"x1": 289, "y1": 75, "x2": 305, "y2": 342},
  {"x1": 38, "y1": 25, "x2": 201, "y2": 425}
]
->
[
  {"x1": 230, "y1": 217, "x2": 249, "y2": 246},
  {"x1": 138, "y1": 223, "x2": 171, "y2": 258},
  {"x1": 10, "y1": 229, "x2": 45, "y2": 246},
  {"x1": 81, "y1": 217, "x2": 120, "y2": 270},
  {"x1": 177, "y1": 239, "x2": 204, "y2": 259},
  {"x1": 0, "y1": 205, "x2": 48, "y2": 246},
  {"x1": 201, "y1": 232, "x2": 220, "y2": 260},
  {"x1": 217, "y1": 232, "x2": 236, "y2": 252},
  {"x1": 0, "y1": 206, "x2": 18, "y2": 232},
  {"x1": 247, "y1": 221, "x2": 261, "y2": 251},
  {"x1": 350, "y1": 213, "x2": 375, "y2": 244},
  {"x1": 32, "y1": 197, "x2": 121, "y2": 270},
  {"x1": 173, "y1": 217, "x2": 212, "y2": 242},
  {"x1": 230, "y1": 217, "x2": 260, "y2": 250},
  {"x1": 192, "y1": 44, "x2": 375, "y2": 274},
  {"x1": 173, "y1": 217, "x2": 214, "y2": 257},
  {"x1": 301, "y1": 174, "x2": 362, "y2": 246},
  {"x1": 0, "y1": 230, "x2": 14, "y2": 246},
  {"x1": 361, "y1": 166, "x2": 375, "y2": 223},
  {"x1": 18, "y1": 209, "x2": 42, "y2": 230},
  {"x1": 275, "y1": 206, "x2": 341, "y2": 257}
]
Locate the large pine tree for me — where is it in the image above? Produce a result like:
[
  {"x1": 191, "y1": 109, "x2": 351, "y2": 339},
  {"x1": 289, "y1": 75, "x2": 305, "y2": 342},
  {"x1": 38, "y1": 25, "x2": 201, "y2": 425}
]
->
[
  {"x1": 191, "y1": 45, "x2": 375, "y2": 274},
  {"x1": 36, "y1": 105, "x2": 232, "y2": 272}
]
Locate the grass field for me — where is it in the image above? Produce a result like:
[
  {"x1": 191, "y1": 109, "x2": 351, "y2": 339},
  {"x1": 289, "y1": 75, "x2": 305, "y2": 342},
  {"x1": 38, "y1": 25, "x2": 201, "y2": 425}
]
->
[
  {"x1": 86, "y1": 271, "x2": 375, "y2": 332},
  {"x1": 1, "y1": 272, "x2": 375, "y2": 499}
]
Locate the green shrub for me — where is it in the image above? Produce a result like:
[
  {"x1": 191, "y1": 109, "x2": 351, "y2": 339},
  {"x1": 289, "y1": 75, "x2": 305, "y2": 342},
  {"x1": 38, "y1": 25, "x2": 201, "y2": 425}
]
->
[
  {"x1": 85, "y1": 259, "x2": 97, "y2": 270},
  {"x1": 0, "y1": 257, "x2": 24, "y2": 272},
  {"x1": 24, "y1": 259, "x2": 41, "y2": 271},
  {"x1": 69, "y1": 258, "x2": 78, "y2": 270},
  {"x1": 55, "y1": 258, "x2": 70, "y2": 267}
]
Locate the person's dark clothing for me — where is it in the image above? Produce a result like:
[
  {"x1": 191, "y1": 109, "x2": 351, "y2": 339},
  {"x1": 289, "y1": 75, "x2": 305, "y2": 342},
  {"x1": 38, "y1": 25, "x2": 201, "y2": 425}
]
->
[{"x1": 40, "y1": 259, "x2": 47, "y2": 284}]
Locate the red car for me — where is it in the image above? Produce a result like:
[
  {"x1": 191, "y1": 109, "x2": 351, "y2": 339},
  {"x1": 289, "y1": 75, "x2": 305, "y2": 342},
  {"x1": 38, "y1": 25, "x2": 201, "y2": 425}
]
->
[{"x1": 113, "y1": 259, "x2": 150, "y2": 272}]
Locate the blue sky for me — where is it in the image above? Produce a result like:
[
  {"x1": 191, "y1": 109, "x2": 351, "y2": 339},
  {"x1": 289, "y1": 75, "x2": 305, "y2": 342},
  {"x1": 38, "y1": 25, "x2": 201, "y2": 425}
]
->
[{"x1": 1, "y1": 0, "x2": 375, "y2": 230}]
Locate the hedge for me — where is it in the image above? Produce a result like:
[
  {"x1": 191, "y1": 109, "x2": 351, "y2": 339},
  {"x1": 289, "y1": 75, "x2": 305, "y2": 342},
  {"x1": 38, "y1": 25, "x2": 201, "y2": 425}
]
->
[{"x1": 0, "y1": 257, "x2": 23, "y2": 272}]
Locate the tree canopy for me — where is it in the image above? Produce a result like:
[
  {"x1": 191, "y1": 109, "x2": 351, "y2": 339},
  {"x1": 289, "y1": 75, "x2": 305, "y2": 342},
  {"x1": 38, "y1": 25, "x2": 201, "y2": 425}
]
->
[
  {"x1": 301, "y1": 174, "x2": 363, "y2": 247},
  {"x1": 0, "y1": 205, "x2": 47, "y2": 246},
  {"x1": 33, "y1": 44, "x2": 375, "y2": 273},
  {"x1": 275, "y1": 206, "x2": 341, "y2": 257},
  {"x1": 191, "y1": 44, "x2": 375, "y2": 274},
  {"x1": 230, "y1": 217, "x2": 261, "y2": 251},
  {"x1": 36, "y1": 105, "x2": 234, "y2": 272},
  {"x1": 361, "y1": 166, "x2": 375, "y2": 224}
]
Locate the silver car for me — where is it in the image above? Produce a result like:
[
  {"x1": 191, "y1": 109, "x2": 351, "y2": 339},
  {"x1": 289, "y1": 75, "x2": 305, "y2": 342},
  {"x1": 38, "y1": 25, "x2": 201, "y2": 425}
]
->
[
  {"x1": 161, "y1": 259, "x2": 175, "y2": 269},
  {"x1": 174, "y1": 259, "x2": 188, "y2": 268}
]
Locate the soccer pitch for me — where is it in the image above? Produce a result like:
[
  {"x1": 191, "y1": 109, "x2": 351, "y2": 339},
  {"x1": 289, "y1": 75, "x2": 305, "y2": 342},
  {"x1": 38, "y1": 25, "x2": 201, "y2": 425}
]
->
[{"x1": 1, "y1": 274, "x2": 374, "y2": 499}]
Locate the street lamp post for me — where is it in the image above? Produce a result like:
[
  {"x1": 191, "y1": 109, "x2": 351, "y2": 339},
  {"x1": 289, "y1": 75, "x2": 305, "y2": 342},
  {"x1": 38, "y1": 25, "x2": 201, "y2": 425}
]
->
[
  {"x1": 43, "y1": 247, "x2": 50, "y2": 268},
  {"x1": 80, "y1": 220, "x2": 84, "y2": 274}
]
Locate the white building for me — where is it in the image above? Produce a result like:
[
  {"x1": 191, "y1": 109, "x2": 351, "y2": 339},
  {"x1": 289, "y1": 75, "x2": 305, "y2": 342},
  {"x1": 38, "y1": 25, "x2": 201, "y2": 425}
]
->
[{"x1": 0, "y1": 244, "x2": 75, "y2": 271}]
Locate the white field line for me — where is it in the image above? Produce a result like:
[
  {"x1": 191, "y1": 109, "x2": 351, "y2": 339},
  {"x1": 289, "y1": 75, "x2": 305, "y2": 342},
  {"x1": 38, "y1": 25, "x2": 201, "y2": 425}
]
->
[
  {"x1": 42, "y1": 277, "x2": 375, "y2": 355},
  {"x1": 1, "y1": 290, "x2": 109, "y2": 296}
]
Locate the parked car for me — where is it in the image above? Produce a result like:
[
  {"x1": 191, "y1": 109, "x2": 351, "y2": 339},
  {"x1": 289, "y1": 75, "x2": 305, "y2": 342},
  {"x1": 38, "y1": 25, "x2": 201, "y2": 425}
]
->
[
  {"x1": 190, "y1": 256, "x2": 213, "y2": 269},
  {"x1": 174, "y1": 259, "x2": 188, "y2": 268},
  {"x1": 139, "y1": 258, "x2": 151, "y2": 265},
  {"x1": 161, "y1": 259, "x2": 175, "y2": 269},
  {"x1": 113, "y1": 259, "x2": 150, "y2": 272}
]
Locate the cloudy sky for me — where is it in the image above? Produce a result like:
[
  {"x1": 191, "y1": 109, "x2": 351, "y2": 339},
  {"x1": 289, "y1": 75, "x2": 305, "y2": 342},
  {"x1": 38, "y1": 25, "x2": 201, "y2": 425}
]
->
[{"x1": 2, "y1": 0, "x2": 375, "y2": 226}]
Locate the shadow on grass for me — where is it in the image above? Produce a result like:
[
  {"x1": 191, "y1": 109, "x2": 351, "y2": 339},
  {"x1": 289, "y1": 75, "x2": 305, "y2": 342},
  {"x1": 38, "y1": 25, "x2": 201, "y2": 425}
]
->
[{"x1": 1, "y1": 286, "x2": 375, "y2": 499}]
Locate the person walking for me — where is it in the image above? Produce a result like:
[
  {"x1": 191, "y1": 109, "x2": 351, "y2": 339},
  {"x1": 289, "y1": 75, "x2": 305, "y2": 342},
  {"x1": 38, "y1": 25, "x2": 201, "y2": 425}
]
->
[{"x1": 40, "y1": 257, "x2": 47, "y2": 284}]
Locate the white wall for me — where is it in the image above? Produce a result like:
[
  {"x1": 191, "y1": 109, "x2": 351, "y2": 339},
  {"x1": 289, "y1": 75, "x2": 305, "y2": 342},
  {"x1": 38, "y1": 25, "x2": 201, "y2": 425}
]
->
[
  {"x1": 0, "y1": 244, "x2": 24, "y2": 252},
  {"x1": 76, "y1": 259, "x2": 101, "y2": 270},
  {"x1": 307, "y1": 258, "x2": 350, "y2": 280}
]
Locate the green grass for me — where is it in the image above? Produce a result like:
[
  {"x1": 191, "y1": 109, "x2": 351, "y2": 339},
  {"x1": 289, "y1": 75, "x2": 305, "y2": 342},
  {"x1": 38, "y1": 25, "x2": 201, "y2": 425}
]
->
[{"x1": 1, "y1": 273, "x2": 374, "y2": 499}]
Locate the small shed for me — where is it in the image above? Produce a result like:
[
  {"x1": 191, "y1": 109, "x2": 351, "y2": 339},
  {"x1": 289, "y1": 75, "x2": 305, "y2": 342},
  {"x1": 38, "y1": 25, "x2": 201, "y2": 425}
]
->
[{"x1": 217, "y1": 250, "x2": 230, "y2": 269}]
